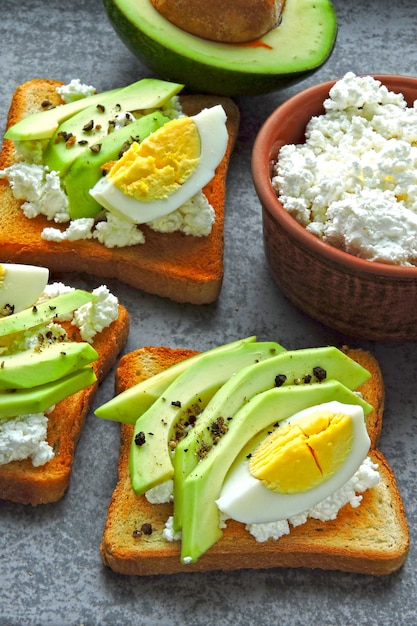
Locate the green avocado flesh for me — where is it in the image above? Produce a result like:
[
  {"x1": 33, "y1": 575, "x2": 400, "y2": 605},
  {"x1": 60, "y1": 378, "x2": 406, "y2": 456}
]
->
[
  {"x1": 0, "y1": 367, "x2": 97, "y2": 420},
  {"x1": 0, "y1": 290, "x2": 94, "y2": 341},
  {"x1": 5, "y1": 78, "x2": 183, "y2": 143},
  {"x1": 43, "y1": 79, "x2": 183, "y2": 178},
  {"x1": 103, "y1": 0, "x2": 337, "y2": 96},
  {"x1": 171, "y1": 346, "x2": 370, "y2": 534},
  {"x1": 128, "y1": 340, "x2": 284, "y2": 495},
  {"x1": 118, "y1": 339, "x2": 373, "y2": 564},
  {"x1": 4, "y1": 89, "x2": 119, "y2": 142},
  {"x1": 95, "y1": 336, "x2": 258, "y2": 423},
  {"x1": 0, "y1": 342, "x2": 98, "y2": 390},
  {"x1": 0, "y1": 289, "x2": 99, "y2": 419},
  {"x1": 64, "y1": 110, "x2": 170, "y2": 219}
]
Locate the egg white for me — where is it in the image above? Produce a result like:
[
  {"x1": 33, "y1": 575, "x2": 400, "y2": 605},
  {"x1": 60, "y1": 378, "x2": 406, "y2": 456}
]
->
[
  {"x1": 89, "y1": 105, "x2": 228, "y2": 224},
  {"x1": 215, "y1": 401, "x2": 371, "y2": 525},
  {"x1": 0, "y1": 263, "x2": 49, "y2": 313}
]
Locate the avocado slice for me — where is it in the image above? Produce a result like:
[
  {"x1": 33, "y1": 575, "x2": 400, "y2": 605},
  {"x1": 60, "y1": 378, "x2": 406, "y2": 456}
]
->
[
  {"x1": 4, "y1": 88, "x2": 119, "y2": 142},
  {"x1": 64, "y1": 110, "x2": 170, "y2": 219},
  {"x1": 103, "y1": 0, "x2": 337, "y2": 96},
  {"x1": 0, "y1": 341, "x2": 98, "y2": 390},
  {"x1": 43, "y1": 79, "x2": 183, "y2": 177},
  {"x1": 128, "y1": 340, "x2": 284, "y2": 495},
  {"x1": 0, "y1": 366, "x2": 96, "y2": 420},
  {"x1": 95, "y1": 336, "x2": 259, "y2": 423},
  {"x1": 5, "y1": 78, "x2": 183, "y2": 143},
  {"x1": 172, "y1": 346, "x2": 370, "y2": 531},
  {"x1": 178, "y1": 380, "x2": 372, "y2": 563},
  {"x1": 0, "y1": 290, "x2": 95, "y2": 342}
]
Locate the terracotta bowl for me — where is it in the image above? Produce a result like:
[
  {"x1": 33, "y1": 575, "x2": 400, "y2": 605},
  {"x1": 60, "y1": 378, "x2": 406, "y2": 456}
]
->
[{"x1": 252, "y1": 75, "x2": 417, "y2": 341}]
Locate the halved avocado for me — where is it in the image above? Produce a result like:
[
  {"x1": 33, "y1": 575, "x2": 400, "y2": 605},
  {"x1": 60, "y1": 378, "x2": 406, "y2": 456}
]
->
[{"x1": 103, "y1": 0, "x2": 337, "y2": 96}]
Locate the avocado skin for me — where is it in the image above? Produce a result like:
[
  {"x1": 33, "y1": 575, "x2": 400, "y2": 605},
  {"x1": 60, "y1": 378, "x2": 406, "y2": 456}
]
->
[{"x1": 103, "y1": 0, "x2": 337, "y2": 97}]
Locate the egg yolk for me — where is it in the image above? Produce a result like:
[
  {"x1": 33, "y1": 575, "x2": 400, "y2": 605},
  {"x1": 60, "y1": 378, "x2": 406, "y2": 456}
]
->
[
  {"x1": 107, "y1": 116, "x2": 201, "y2": 202},
  {"x1": 249, "y1": 410, "x2": 354, "y2": 494},
  {"x1": 0, "y1": 264, "x2": 6, "y2": 287}
]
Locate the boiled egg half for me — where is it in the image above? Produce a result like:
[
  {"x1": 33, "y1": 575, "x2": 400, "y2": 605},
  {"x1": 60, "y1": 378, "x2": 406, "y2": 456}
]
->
[
  {"x1": 216, "y1": 400, "x2": 371, "y2": 525},
  {"x1": 0, "y1": 263, "x2": 49, "y2": 314},
  {"x1": 89, "y1": 105, "x2": 228, "y2": 224}
]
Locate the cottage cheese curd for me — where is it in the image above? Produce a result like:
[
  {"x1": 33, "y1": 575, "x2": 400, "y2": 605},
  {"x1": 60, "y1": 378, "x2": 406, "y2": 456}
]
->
[
  {"x1": 146, "y1": 479, "x2": 174, "y2": 504},
  {"x1": 0, "y1": 412, "x2": 54, "y2": 467},
  {"x1": 72, "y1": 285, "x2": 119, "y2": 343},
  {"x1": 56, "y1": 79, "x2": 96, "y2": 103},
  {"x1": 272, "y1": 72, "x2": 417, "y2": 265},
  {"x1": 148, "y1": 191, "x2": 215, "y2": 236},
  {"x1": 41, "y1": 212, "x2": 147, "y2": 248},
  {"x1": 38, "y1": 282, "x2": 119, "y2": 338},
  {"x1": 3, "y1": 162, "x2": 70, "y2": 223}
]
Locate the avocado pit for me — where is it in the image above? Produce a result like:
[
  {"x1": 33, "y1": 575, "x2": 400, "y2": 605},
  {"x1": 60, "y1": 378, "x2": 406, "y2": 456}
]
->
[{"x1": 149, "y1": 0, "x2": 286, "y2": 43}]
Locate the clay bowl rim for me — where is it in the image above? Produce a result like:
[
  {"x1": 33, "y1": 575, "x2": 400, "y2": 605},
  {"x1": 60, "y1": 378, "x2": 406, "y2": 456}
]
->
[{"x1": 252, "y1": 74, "x2": 417, "y2": 279}]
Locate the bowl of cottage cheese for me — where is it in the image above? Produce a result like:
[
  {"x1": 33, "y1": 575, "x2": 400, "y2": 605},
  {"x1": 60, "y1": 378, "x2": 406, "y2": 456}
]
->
[{"x1": 252, "y1": 72, "x2": 417, "y2": 340}]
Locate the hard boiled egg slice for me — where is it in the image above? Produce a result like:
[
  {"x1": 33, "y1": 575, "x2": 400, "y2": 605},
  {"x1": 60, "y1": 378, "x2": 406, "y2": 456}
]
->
[
  {"x1": 216, "y1": 400, "x2": 371, "y2": 525},
  {"x1": 0, "y1": 263, "x2": 49, "y2": 314},
  {"x1": 89, "y1": 105, "x2": 228, "y2": 224}
]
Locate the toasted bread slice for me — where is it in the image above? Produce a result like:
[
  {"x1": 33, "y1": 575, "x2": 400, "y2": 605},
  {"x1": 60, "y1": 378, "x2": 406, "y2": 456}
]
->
[
  {"x1": 0, "y1": 302, "x2": 130, "y2": 506},
  {"x1": 0, "y1": 79, "x2": 240, "y2": 304},
  {"x1": 100, "y1": 345, "x2": 409, "y2": 576}
]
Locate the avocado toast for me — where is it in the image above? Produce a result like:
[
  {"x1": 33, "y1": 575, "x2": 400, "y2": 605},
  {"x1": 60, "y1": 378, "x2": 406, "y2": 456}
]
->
[
  {"x1": 98, "y1": 341, "x2": 409, "y2": 576},
  {"x1": 0, "y1": 78, "x2": 240, "y2": 304},
  {"x1": 0, "y1": 264, "x2": 129, "y2": 505}
]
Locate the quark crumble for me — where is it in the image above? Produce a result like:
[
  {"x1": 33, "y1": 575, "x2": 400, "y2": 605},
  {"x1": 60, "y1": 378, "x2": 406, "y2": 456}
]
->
[{"x1": 272, "y1": 72, "x2": 417, "y2": 266}]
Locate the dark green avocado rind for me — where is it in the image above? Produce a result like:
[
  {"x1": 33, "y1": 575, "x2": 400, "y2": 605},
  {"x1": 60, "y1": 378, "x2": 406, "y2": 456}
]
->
[{"x1": 103, "y1": 0, "x2": 337, "y2": 96}]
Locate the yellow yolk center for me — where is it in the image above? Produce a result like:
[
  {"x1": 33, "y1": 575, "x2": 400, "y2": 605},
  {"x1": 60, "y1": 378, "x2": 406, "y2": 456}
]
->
[
  {"x1": 107, "y1": 116, "x2": 201, "y2": 202},
  {"x1": 0, "y1": 265, "x2": 6, "y2": 288},
  {"x1": 249, "y1": 411, "x2": 354, "y2": 494}
]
